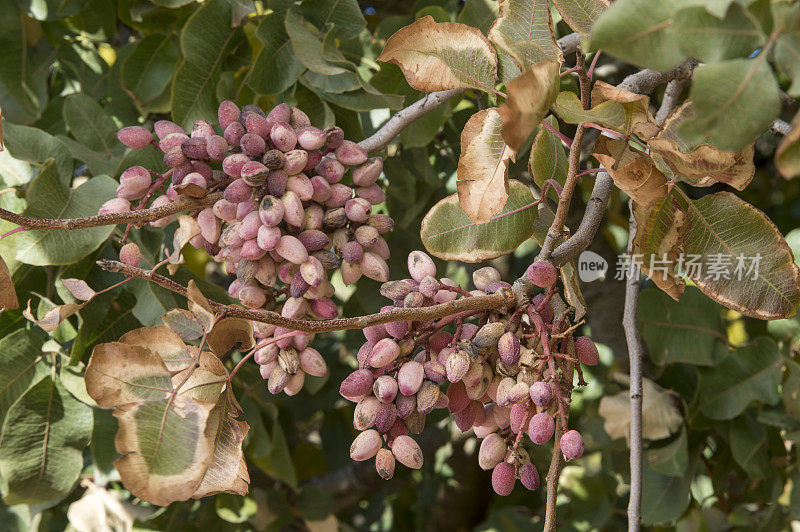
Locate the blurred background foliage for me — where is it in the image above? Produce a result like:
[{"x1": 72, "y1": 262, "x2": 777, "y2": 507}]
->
[{"x1": 2, "y1": 0, "x2": 800, "y2": 530}]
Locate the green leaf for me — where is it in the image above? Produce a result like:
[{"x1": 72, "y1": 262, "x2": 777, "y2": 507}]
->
[
  {"x1": 0, "y1": 149, "x2": 34, "y2": 188},
  {"x1": 420, "y1": 179, "x2": 538, "y2": 262},
  {"x1": 171, "y1": 0, "x2": 241, "y2": 129},
  {"x1": 0, "y1": 330, "x2": 47, "y2": 427},
  {"x1": 13, "y1": 162, "x2": 117, "y2": 266},
  {"x1": 487, "y1": 0, "x2": 561, "y2": 69},
  {"x1": 674, "y1": 4, "x2": 764, "y2": 63},
  {"x1": 648, "y1": 427, "x2": 688, "y2": 477},
  {"x1": 728, "y1": 413, "x2": 770, "y2": 479},
  {"x1": 775, "y1": 33, "x2": 800, "y2": 98},
  {"x1": 15, "y1": 0, "x2": 85, "y2": 20},
  {"x1": 0, "y1": 1, "x2": 43, "y2": 121},
  {"x1": 61, "y1": 93, "x2": 125, "y2": 176},
  {"x1": 551, "y1": 0, "x2": 608, "y2": 36},
  {"x1": 377, "y1": 15, "x2": 498, "y2": 93},
  {"x1": 638, "y1": 287, "x2": 726, "y2": 366},
  {"x1": 678, "y1": 57, "x2": 780, "y2": 151},
  {"x1": 249, "y1": 13, "x2": 306, "y2": 95},
  {"x1": 458, "y1": 0, "x2": 499, "y2": 35},
  {"x1": 121, "y1": 32, "x2": 181, "y2": 105},
  {"x1": 294, "y1": 0, "x2": 366, "y2": 39},
  {"x1": 304, "y1": 70, "x2": 360, "y2": 94},
  {"x1": 776, "y1": 110, "x2": 800, "y2": 179},
  {"x1": 641, "y1": 457, "x2": 694, "y2": 525},
  {"x1": 783, "y1": 360, "x2": 800, "y2": 421},
  {"x1": 675, "y1": 189, "x2": 800, "y2": 320},
  {"x1": 316, "y1": 87, "x2": 404, "y2": 112},
  {"x1": 551, "y1": 91, "x2": 627, "y2": 131},
  {"x1": 63, "y1": 94, "x2": 117, "y2": 155},
  {"x1": 2, "y1": 122, "x2": 73, "y2": 186},
  {"x1": 590, "y1": 0, "x2": 685, "y2": 71},
  {"x1": 0, "y1": 375, "x2": 92, "y2": 505},
  {"x1": 697, "y1": 337, "x2": 782, "y2": 420},
  {"x1": 528, "y1": 115, "x2": 567, "y2": 202},
  {"x1": 285, "y1": 9, "x2": 347, "y2": 76}
]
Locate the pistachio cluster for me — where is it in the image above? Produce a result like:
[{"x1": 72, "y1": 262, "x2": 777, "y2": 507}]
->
[{"x1": 343, "y1": 252, "x2": 594, "y2": 493}]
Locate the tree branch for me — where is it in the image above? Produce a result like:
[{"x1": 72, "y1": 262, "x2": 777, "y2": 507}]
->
[
  {"x1": 550, "y1": 172, "x2": 614, "y2": 267},
  {"x1": 655, "y1": 78, "x2": 687, "y2": 125},
  {"x1": 617, "y1": 59, "x2": 697, "y2": 94},
  {"x1": 0, "y1": 193, "x2": 221, "y2": 232},
  {"x1": 358, "y1": 89, "x2": 466, "y2": 153},
  {"x1": 623, "y1": 205, "x2": 643, "y2": 532},
  {"x1": 97, "y1": 259, "x2": 514, "y2": 332}
]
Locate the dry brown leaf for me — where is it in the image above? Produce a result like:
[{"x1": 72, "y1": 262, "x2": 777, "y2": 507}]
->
[
  {"x1": 631, "y1": 197, "x2": 686, "y2": 301},
  {"x1": 171, "y1": 351, "x2": 227, "y2": 403},
  {"x1": 498, "y1": 60, "x2": 560, "y2": 151},
  {"x1": 593, "y1": 136, "x2": 667, "y2": 206},
  {"x1": 591, "y1": 80, "x2": 660, "y2": 139},
  {"x1": 377, "y1": 15, "x2": 498, "y2": 93},
  {"x1": 559, "y1": 261, "x2": 587, "y2": 320},
  {"x1": 169, "y1": 215, "x2": 201, "y2": 268},
  {"x1": 598, "y1": 377, "x2": 683, "y2": 443},
  {"x1": 22, "y1": 299, "x2": 84, "y2": 333},
  {"x1": 193, "y1": 390, "x2": 250, "y2": 498},
  {"x1": 776, "y1": 110, "x2": 800, "y2": 179},
  {"x1": 648, "y1": 101, "x2": 755, "y2": 189},
  {"x1": 207, "y1": 317, "x2": 254, "y2": 358},
  {"x1": 85, "y1": 342, "x2": 172, "y2": 407},
  {"x1": 0, "y1": 255, "x2": 18, "y2": 310},
  {"x1": 119, "y1": 325, "x2": 195, "y2": 372},
  {"x1": 62, "y1": 278, "x2": 96, "y2": 302},
  {"x1": 187, "y1": 280, "x2": 215, "y2": 333},
  {"x1": 456, "y1": 108, "x2": 515, "y2": 223}
]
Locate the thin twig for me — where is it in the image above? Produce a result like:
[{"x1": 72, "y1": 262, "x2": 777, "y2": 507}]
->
[
  {"x1": 623, "y1": 205, "x2": 643, "y2": 532},
  {"x1": 0, "y1": 193, "x2": 221, "y2": 232},
  {"x1": 97, "y1": 259, "x2": 514, "y2": 332}
]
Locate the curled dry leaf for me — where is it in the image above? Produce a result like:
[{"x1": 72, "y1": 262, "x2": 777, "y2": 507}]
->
[
  {"x1": 206, "y1": 317, "x2": 254, "y2": 358},
  {"x1": 598, "y1": 377, "x2": 682, "y2": 443},
  {"x1": 456, "y1": 108, "x2": 515, "y2": 223},
  {"x1": 187, "y1": 280, "x2": 215, "y2": 333},
  {"x1": 498, "y1": 60, "x2": 560, "y2": 152},
  {"x1": 170, "y1": 215, "x2": 202, "y2": 268},
  {"x1": 0, "y1": 255, "x2": 18, "y2": 310},
  {"x1": 23, "y1": 299, "x2": 85, "y2": 333},
  {"x1": 593, "y1": 136, "x2": 667, "y2": 207},
  {"x1": 559, "y1": 262, "x2": 587, "y2": 320},
  {"x1": 62, "y1": 278, "x2": 96, "y2": 302},
  {"x1": 648, "y1": 102, "x2": 755, "y2": 189},
  {"x1": 488, "y1": 0, "x2": 562, "y2": 70},
  {"x1": 776, "y1": 111, "x2": 800, "y2": 179},
  {"x1": 591, "y1": 80, "x2": 660, "y2": 139},
  {"x1": 118, "y1": 324, "x2": 195, "y2": 371},
  {"x1": 377, "y1": 15, "x2": 498, "y2": 93}
]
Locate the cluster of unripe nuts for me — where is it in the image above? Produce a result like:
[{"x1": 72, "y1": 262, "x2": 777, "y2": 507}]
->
[
  {"x1": 110, "y1": 101, "x2": 395, "y2": 393},
  {"x1": 343, "y1": 252, "x2": 595, "y2": 494}
]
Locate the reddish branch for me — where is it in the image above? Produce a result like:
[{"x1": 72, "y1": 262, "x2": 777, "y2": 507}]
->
[
  {"x1": 97, "y1": 259, "x2": 514, "y2": 332},
  {"x1": 0, "y1": 193, "x2": 221, "y2": 232}
]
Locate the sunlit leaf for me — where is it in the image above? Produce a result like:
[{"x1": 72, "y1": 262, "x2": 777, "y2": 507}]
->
[
  {"x1": 377, "y1": 15, "x2": 498, "y2": 93},
  {"x1": 421, "y1": 179, "x2": 537, "y2": 261},
  {"x1": 590, "y1": 81, "x2": 660, "y2": 139},
  {"x1": 551, "y1": 0, "x2": 609, "y2": 36},
  {"x1": 599, "y1": 377, "x2": 682, "y2": 442},
  {"x1": 551, "y1": 90, "x2": 626, "y2": 131},
  {"x1": 498, "y1": 60, "x2": 559, "y2": 152},
  {"x1": 456, "y1": 108, "x2": 514, "y2": 223},
  {"x1": 488, "y1": 0, "x2": 561, "y2": 69}
]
